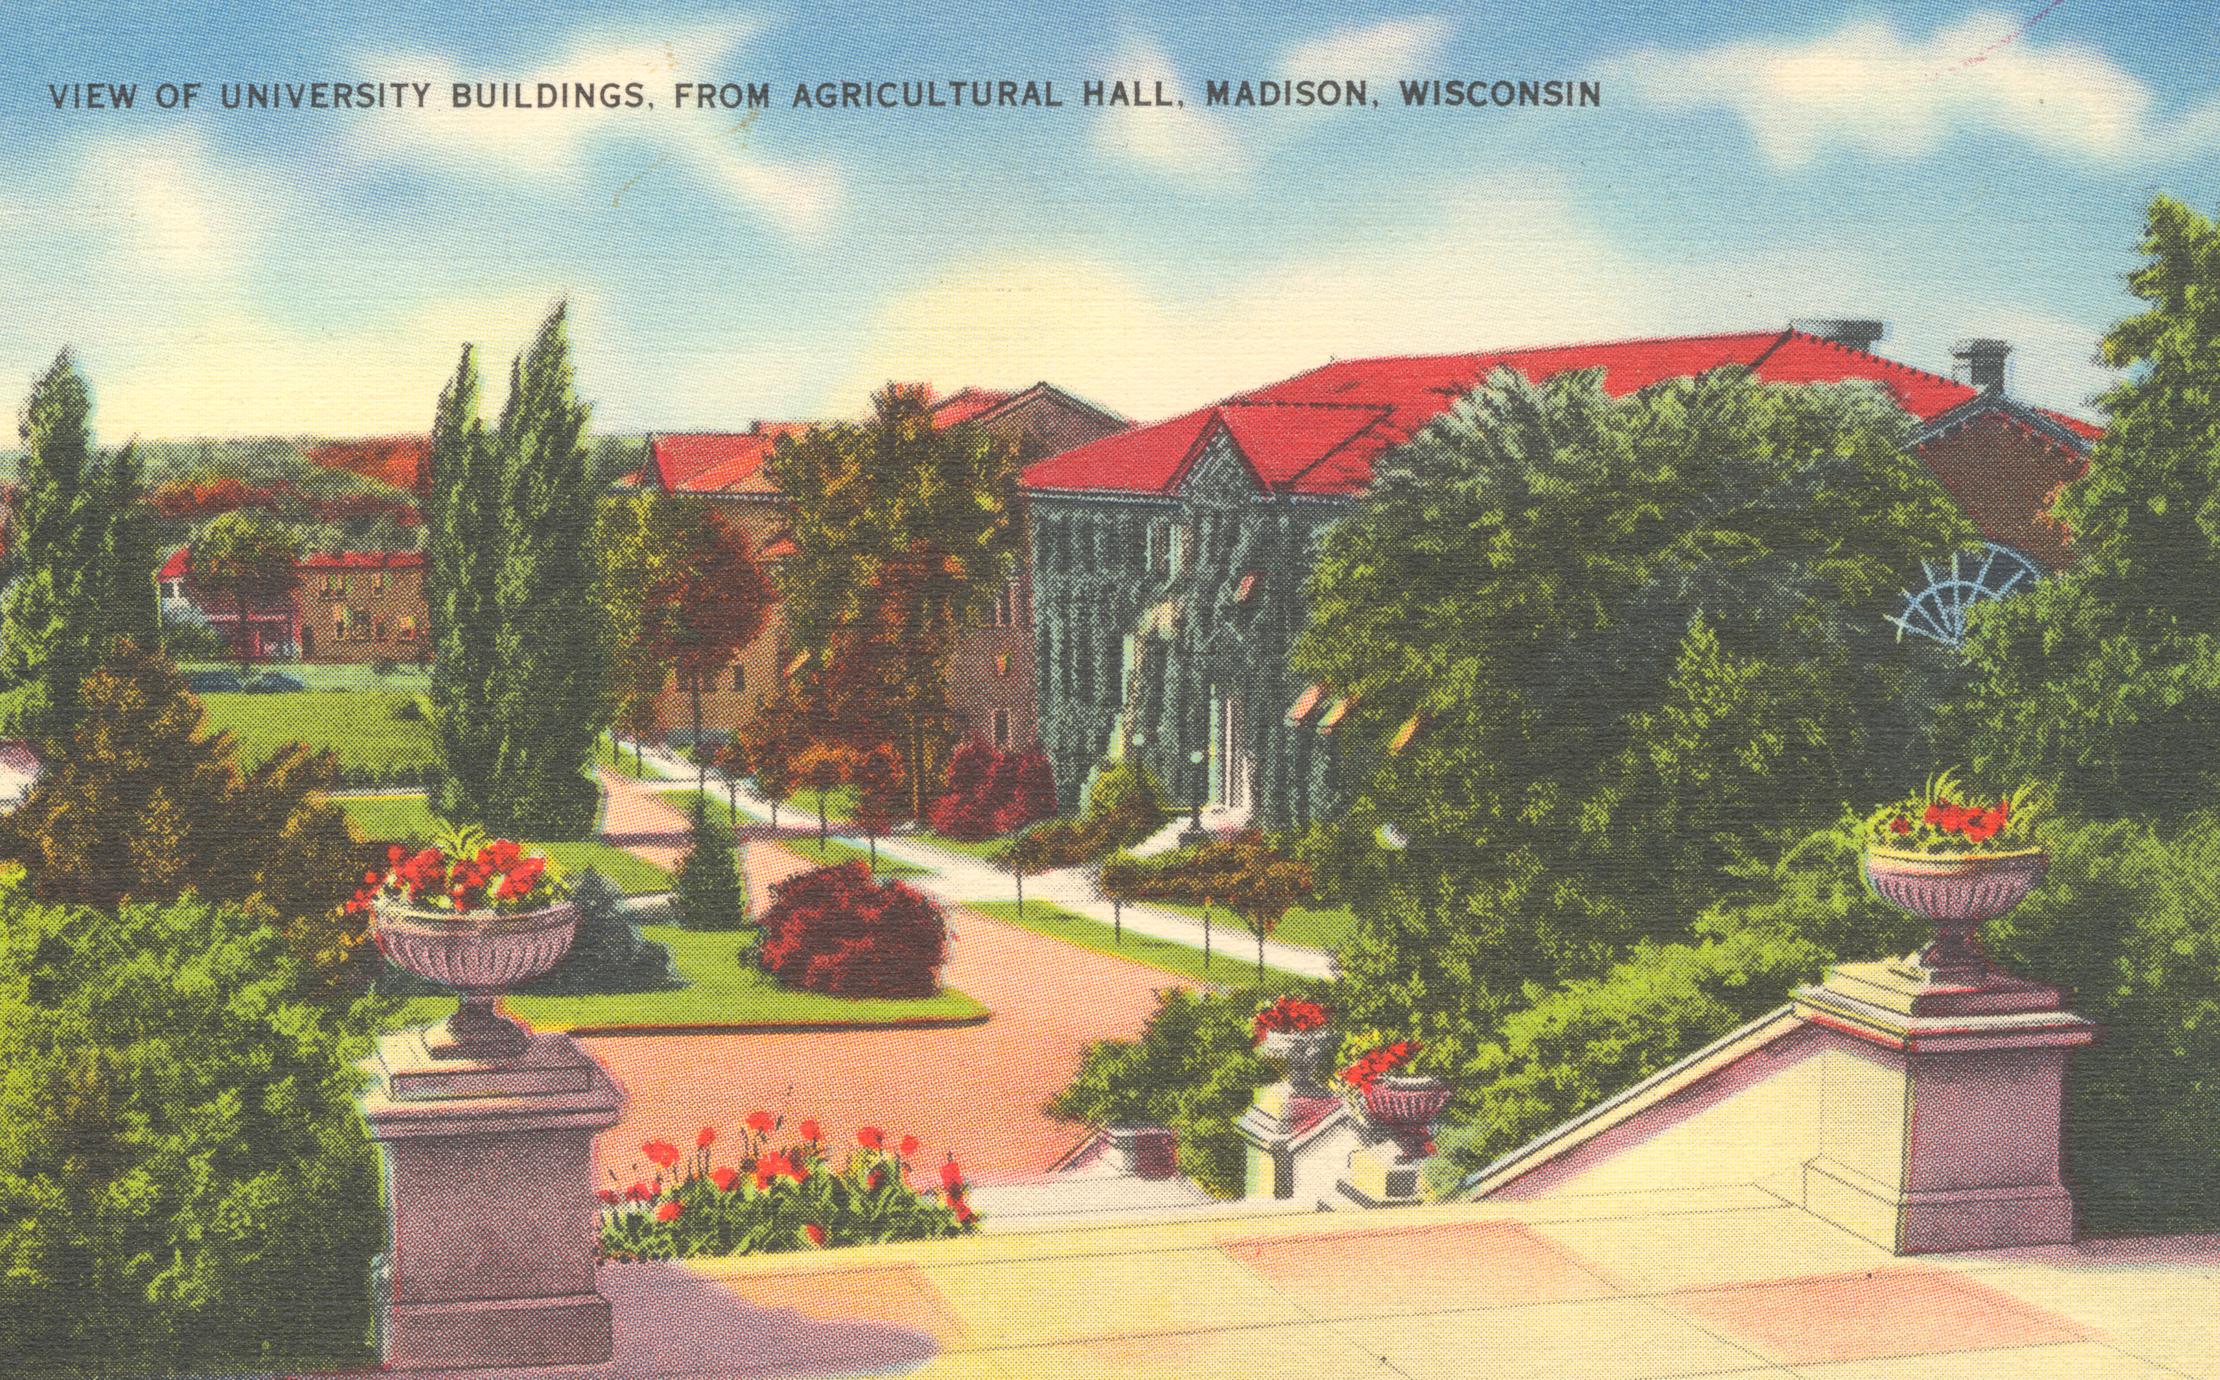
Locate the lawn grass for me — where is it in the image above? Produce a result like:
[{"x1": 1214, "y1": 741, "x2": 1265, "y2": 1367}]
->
[
  {"x1": 393, "y1": 924, "x2": 985, "y2": 1032},
  {"x1": 966, "y1": 900, "x2": 1318, "y2": 991},
  {"x1": 183, "y1": 660, "x2": 430, "y2": 692},
  {"x1": 1155, "y1": 901, "x2": 1356, "y2": 955},
  {"x1": 785, "y1": 785, "x2": 855, "y2": 825},
  {"x1": 778, "y1": 834, "x2": 930, "y2": 878},
  {"x1": 200, "y1": 689, "x2": 436, "y2": 773},
  {"x1": 332, "y1": 794, "x2": 676, "y2": 895}
]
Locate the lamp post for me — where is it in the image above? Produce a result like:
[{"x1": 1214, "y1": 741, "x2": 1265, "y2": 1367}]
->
[{"x1": 1180, "y1": 746, "x2": 1209, "y2": 847}]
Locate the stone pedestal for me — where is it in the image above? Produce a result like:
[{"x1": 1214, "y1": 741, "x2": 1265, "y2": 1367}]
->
[
  {"x1": 1793, "y1": 953, "x2": 2093, "y2": 1255},
  {"x1": 1237, "y1": 1083, "x2": 1347, "y2": 1201},
  {"x1": 360, "y1": 1026, "x2": 624, "y2": 1371},
  {"x1": 1337, "y1": 1140, "x2": 1427, "y2": 1208}
]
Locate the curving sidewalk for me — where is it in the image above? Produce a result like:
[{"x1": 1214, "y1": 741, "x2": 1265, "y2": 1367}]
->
[
  {"x1": 621, "y1": 741, "x2": 1337, "y2": 981},
  {"x1": 588, "y1": 768, "x2": 1202, "y2": 1183}
]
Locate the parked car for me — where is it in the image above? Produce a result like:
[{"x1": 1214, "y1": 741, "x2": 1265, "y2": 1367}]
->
[
  {"x1": 242, "y1": 672, "x2": 305, "y2": 694},
  {"x1": 186, "y1": 669, "x2": 245, "y2": 693}
]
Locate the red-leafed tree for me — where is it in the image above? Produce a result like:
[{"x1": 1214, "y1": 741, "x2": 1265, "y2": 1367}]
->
[
  {"x1": 850, "y1": 741, "x2": 907, "y2": 869},
  {"x1": 648, "y1": 508, "x2": 777, "y2": 807},
  {"x1": 991, "y1": 745, "x2": 1058, "y2": 834}
]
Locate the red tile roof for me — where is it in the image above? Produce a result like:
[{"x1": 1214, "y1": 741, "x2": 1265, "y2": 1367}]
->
[
  {"x1": 164, "y1": 549, "x2": 423, "y2": 579},
  {"x1": 648, "y1": 430, "x2": 787, "y2": 496},
  {"x1": 929, "y1": 388, "x2": 1017, "y2": 429},
  {"x1": 1023, "y1": 329, "x2": 2101, "y2": 497}
]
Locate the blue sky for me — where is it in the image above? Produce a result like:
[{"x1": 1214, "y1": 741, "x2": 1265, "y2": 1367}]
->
[{"x1": 5, "y1": 0, "x2": 2218, "y2": 438}]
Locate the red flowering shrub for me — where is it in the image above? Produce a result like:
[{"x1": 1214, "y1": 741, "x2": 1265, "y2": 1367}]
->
[
  {"x1": 755, "y1": 862, "x2": 948, "y2": 997},
  {"x1": 927, "y1": 737, "x2": 1057, "y2": 839},
  {"x1": 1338, "y1": 1039, "x2": 1420, "y2": 1090}
]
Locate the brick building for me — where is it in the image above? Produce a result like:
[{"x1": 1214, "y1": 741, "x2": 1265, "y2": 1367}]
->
[
  {"x1": 1021, "y1": 322, "x2": 2098, "y2": 823},
  {"x1": 635, "y1": 383, "x2": 1127, "y2": 752},
  {"x1": 296, "y1": 551, "x2": 429, "y2": 664}
]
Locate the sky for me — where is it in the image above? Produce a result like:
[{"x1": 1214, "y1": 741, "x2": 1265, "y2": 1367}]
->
[{"x1": 5, "y1": 0, "x2": 2219, "y2": 440}]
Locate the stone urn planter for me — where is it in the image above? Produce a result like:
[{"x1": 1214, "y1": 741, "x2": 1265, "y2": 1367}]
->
[
  {"x1": 1258, "y1": 1026, "x2": 1337, "y2": 1098},
  {"x1": 374, "y1": 900, "x2": 578, "y2": 1061},
  {"x1": 1865, "y1": 846, "x2": 2045, "y2": 980},
  {"x1": 1359, "y1": 1074, "x2": 1452, "y2": 1160}
]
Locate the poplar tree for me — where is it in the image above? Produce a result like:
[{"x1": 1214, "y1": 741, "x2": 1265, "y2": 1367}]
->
[
  {"x1": 0, "y1": 351, "x2": 155, "y2": 746},
  {"x1": 484, "y1": 304, "x2": 607, "y2": 835},
  {"x1": 425, "y1": 345, "x2": 502, "y2": 822}
]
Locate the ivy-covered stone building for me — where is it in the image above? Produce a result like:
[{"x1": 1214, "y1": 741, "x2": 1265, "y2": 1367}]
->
[{"x1": 1021, "y1": 323, "x2": 2098, "y2": 827}]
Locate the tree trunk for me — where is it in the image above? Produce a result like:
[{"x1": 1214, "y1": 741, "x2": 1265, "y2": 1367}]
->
[
  {"x1": 817, "y1": 791, "x2": 828, "y2": 849},
  {"x1": 1202, "y1": 903, "x2": 1212, "y2": 971},
  {"x1": 1257, "y1": 927, "x2": 1266, "y2": 984},
  {"x1": 691, "y1": 676, "x2": 706, "y2": 801},
  {"x1": 234, "y1": 590, "x2": 251, "y2": 672},
  {"x1": 868, "y1": 833, "x2": 878, "y2": 869},
  {"x1": 1113, "y1": 898, "x2": 1122, "y2": 945},
  {"x1": 1016, "y1": 870, "x2": 1024, "y2": 921}
]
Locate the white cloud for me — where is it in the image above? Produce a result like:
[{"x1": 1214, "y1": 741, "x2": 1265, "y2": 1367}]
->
[
  {"x1": 836, "y1": 168, "x2": 2116, "y2": 422},
  {"x1": 1092, "y1": 38, "x2": 1248, "y2": 184},
  {"x1": 73, "y1": 131, "x2": 272, "y2": 287},
  {"x1": 356, "y1": 21, "x2": 845, "y2": 236},
  {"x1": 1611, "y1": 13, "x2": 2220, "y2": 167},
  {"x1": 1282, "y1": 16, "x2": 1451, "y2": 81}
]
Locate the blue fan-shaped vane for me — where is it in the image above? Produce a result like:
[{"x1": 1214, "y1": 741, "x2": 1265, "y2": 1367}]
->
[{"x1": 1891, "y1": 544, "x2": 2043, "y2": 646}]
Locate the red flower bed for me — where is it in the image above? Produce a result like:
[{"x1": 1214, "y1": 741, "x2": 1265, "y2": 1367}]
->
[{"x1": 755, "y1": 862, "x2": 948, "y2": 998}]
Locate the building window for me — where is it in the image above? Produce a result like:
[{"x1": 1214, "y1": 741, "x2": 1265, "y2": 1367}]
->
[
  {"x1": 1148, "y1": 519, "x2": 1171, "y2": 575},
  {"x1": 992, "y1": 708, "x2": 1011, "y2": 750},
  {"x1": 397, "y1": 616, "x2": 418, "y2": 641},
  {"x1": 992, "y1": 578, "x2": 1020, "y2": 627},
  {"x1": 372, "y1": 571, "x2": 386, "y2": 593},
  {"x1": 995, "y1": 651, "x2": 1010, "y2": 678},
  {"x1": 373, "y1": 617, "x2": 387, "y2": 640},
  {"x1": 730, "y1": 664, "x2": 746, "y2": 693}
]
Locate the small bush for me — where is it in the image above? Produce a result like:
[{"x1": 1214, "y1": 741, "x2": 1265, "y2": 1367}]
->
[
  {"x1": 673, "y1": 807, "x2": 748, "y2": 931},
  {"x1": 928, "y1": 738, "x2": 1056, "y2": 840},
  {"x1": 756, "y1": 862, "x2": 947, "y2": 998},
  {"x1": 601, "y1": 1119, "x2": 975, "y2": 1259},
  {"x1": 1086, "y1": 758, "x2": 1167, "y2": 849},
  {"x1": 520, "y1": 869, "x2": 673, "y2": 995},
  {"x1": 1048, "y1": 985, "x2": 1298, "y2": 1198}
]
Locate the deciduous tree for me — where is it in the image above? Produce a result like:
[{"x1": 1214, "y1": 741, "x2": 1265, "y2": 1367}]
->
[
  {"x1": 766, "y1": 385, "x2": 1019, "y2": 817},
  {"x1": 650, "y1": 507, "x2": 776, "y2": 804},
  {"x1": 185, "y1": 509, "x2": 299, "y2": 672}
]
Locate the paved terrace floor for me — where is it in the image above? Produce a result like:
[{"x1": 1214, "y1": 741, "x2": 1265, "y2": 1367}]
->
[
  {"x1": 362, "y1": 1186, "x2": 2220, "y2": 1379},
  {"x1": 587, "y1": 770, "x2": 1196, "y2": 1184}
]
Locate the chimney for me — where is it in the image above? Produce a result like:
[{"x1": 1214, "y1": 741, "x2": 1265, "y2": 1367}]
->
[
  {"x1": 1791, "y1": 318, "x2": 1886, "y2": 354},
  {"x1": 1952, "y1": 338, "x2": 2010, "y2": 393}
]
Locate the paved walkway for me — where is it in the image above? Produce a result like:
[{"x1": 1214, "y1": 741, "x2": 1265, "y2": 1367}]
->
[
  {"x1": 364, "y1": 1187, "x2": 2220, "y2": 1378},
  {"x1": 588, "y1": 770, "x2": 1198, "y2": 1185},
  {"x1": 620, "y1": 741, "x2": 1336, "y2": 981}
]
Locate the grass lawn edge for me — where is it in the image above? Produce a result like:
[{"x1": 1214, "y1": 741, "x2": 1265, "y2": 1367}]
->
[{"x1": 964, "y1": 899, "x2": 1317, "y2": 991}]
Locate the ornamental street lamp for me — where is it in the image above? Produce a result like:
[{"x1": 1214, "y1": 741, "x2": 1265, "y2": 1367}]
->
[{"x1": 1180, "y1": 746, "x2": 1209, "y2": 847}]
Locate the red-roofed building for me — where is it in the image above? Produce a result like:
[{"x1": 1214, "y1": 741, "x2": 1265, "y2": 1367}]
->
[
  {"x1": 1021, "y1": 324, "x2": 2100, "y2": 822},
  {"x1": 630, "y1": 384, "x2": 1127, "y2": 753}
]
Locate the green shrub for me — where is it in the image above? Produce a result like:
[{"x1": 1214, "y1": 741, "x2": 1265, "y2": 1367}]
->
[
  {"x1": 520, "y1": 868, "x2": 672, "y2": 995},
  {"x1": 1048, "y1": 985, "x2": 1310, "y2": 1197},
  {"x1": 0, "y1": 882, "x2": 385, "y2": 1377},
  {"x1": 1085, "y1": 757, "x2": 1166, "y2": 848},
  {"x1": 672, "y1": 805, "x2": 748, "y2": 930}
]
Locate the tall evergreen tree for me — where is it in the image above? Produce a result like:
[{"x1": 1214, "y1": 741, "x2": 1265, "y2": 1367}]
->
[
  {"x1": 0, "y1": 351, "x2": 155, "y2": 745},
  {"x1": 425, "y1": 345, "x2": 502, "y2": 821},
  {"x1": 485, "y1": 304, "x2": 607, "y2": 835}
]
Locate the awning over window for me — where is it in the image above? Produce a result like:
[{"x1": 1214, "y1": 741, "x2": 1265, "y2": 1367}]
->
[{"x1": 1285, "y1": 683, "x2": 1325, "y2": 725}]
